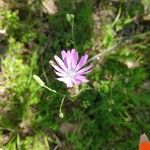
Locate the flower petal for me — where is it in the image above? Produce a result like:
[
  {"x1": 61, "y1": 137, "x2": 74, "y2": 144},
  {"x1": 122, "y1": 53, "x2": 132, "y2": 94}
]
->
[
  {"x1": 61, "y1": 50, "x2": 67, "y2": 60},
  {"x1": 61, "y1": 51, "x2": 68, "y2": 67},
  {"x1": 75, "y1": 75, "x2": 89, "y2": 83},
  {"x1": 51, "y1": 63, "x2": 65, "y2": 73},
  {"x1": 77, "y1": 64, "x2": 93, "y2": 75},
  {"x1": 71, "y1": 49, "x2": 78, "y2": 67},
  {"x1": 76, "y1": 54, "x2": 88, "y2": 70},
  {"x1": 54, "y1": 55, "x2": 68, "y2": 71},
  {"x1": 71, "y1": 77, "x2": 81, "y2": 85},
  {"x1": 56, "y1": 77, "x2": 73, "y2": 87},
  {"x1": 54, "y1": 71, "x2": 66, "y2": 77},
  {"x1": 65, "y1": 50, "x2": 72, "y2": 69}
]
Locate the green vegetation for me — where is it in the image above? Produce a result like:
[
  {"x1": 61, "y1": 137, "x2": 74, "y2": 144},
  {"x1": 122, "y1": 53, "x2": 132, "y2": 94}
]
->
[{"x1": 0, "y1": 0, "x2": 150, "y2": 149}]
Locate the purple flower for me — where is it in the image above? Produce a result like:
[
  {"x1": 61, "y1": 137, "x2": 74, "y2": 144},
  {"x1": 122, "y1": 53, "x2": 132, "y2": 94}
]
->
[{"x1": 51, "y1": 49, "x2": 92, "y2": 88}]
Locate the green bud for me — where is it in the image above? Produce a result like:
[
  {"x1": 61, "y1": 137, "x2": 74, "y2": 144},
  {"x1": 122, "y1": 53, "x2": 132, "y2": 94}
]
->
[
  {"x1": 59, "y1": 112, "x2": 64, "y2": 118},
  {"x1": 66, "y1": 13, "x2": 74, "y2": 22},
  {"x1": 33, "y1": 75, "x2": 45, "y2": 87}
]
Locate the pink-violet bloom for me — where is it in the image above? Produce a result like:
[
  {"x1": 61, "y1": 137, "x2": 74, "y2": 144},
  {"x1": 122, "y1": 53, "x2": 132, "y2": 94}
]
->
[{"x1": 51, "y1": 49, "x2": 92, "y2": 88}]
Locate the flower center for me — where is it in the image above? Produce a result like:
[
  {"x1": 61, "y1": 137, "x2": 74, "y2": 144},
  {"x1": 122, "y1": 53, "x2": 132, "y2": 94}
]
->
[{"x1": 66, "y1": 68, "x2": 76, "y2": 77}]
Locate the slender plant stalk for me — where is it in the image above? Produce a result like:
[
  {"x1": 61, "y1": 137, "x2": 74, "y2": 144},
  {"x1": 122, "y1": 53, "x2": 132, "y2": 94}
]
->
[
  {"x1": 87, "y1": 42, "x2": 120, "y2": 63},
  {"x1": 43, "y1": 85, "x2": 68, "y2": 97},
  {"x1": 71, "y1": 21, "x2": 75, "y2": 43},
  {"x1": 59, "y1": 95, "x2": 66, "y2": 118}
]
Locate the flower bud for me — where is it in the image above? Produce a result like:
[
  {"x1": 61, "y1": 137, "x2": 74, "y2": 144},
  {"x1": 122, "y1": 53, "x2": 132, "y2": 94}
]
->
[
  {"x1": 66, "y1": 13, "x2": 74, "y2": 23},
  {"x1": 59, "y1": 112, "x2": 64, "y2": 118},
  {"x1": 33, "y1": 75, "x2": 45, "y2": 87}
]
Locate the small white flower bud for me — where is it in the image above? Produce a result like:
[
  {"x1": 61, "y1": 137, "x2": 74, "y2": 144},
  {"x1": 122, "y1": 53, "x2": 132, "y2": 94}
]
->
[
  {"x1": 33, "y1": 75, "x2": 45, "y2": 87},
  {"x1": 59, "y1": 112, "x2": 64, "y2": 118}
]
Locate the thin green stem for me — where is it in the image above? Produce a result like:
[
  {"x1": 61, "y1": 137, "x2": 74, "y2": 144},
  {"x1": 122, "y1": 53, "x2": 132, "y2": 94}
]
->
[
  {"x1": 59, "y1": 96, "x2": 66, "y2": 118},
  {"x1": 87, "y1": 42, "x2": 120, "y2": 64},
  {"x1": 44, "y1": 85, "x2": 63, "y2": 96},
  {"x1": 59, "y1": 96, "x2": 65, "y2": 113},
  {"x1": 112, "y1": 6, "x2": 122, "y2": 27},
  {"x1": 71, "y1": 21, "x2": 75, "y2": 43}
]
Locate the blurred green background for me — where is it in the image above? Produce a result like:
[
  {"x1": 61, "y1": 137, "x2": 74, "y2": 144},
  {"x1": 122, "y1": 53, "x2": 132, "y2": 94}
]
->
[{"x1": 0, "y1": 0, "x2": 150, "y2": 149}]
